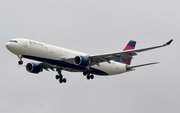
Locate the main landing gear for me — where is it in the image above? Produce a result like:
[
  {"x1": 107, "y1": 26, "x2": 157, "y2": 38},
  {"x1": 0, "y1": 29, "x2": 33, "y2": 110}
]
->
[
  {"x1": 55, "y1": 69, "x2": 67, "y2": 83},
  {"x1": 55, "y1": 69, "x2": 94, "y2": 83},
  {"x1": 83, "y1": 70, "x2": 94, "y2": 80}
]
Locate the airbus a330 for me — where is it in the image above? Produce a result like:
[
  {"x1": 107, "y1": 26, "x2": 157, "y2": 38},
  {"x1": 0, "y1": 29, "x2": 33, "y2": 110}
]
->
[{"x1": 6, "y1": 38, "x2": 173, "y2": 83}]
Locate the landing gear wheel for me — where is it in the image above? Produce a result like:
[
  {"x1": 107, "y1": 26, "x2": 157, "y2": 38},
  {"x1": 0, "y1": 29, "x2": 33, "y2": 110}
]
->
[
  {"x1": 55, "y1": 75, "x2": 60, "y2": 80},
  {"x1": 83, "y1": 71, "x2": 87, "y2": 76},
  {"x1": 62, "y1": 78, "x2": 67, "y2": 83},
  {"x1": 18, "y1": 60, "x2": 23, "y2": 65},
  {"x1": 59, "y1": 78, "x2": 67, "y2": 83},
  {"x1": 90, "y1": 75, "x2": 94, "y2": 79},
  {"x1": 87, "y1": 75, "x2": 91, "y2": 80},
  {"x1": 59, "y1": 78, "x2": 63, "y2": 83}
]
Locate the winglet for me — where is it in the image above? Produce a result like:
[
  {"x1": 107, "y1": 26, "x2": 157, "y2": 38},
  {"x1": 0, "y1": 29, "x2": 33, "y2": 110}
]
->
[{"x1": 165, "y1": 39, "x2": 173, "y2": 45}]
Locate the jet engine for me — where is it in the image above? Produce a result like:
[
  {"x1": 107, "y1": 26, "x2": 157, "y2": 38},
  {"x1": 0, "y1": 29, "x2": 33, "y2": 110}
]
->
[
  {"x1": 26, "y1": 62, "x2": 42, "y2": 74},
  {"x1": 74, "y1": 56, "x2": 90, "y2": 67}
]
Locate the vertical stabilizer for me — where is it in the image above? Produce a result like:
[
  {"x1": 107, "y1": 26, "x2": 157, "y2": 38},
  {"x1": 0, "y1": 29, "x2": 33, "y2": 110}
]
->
[
  {"x1": 121, "y1": 40, "x2": 136, "y2": 65},
  {"x1": 123, "y1": 40, "x2": 136, "y2": 50}
]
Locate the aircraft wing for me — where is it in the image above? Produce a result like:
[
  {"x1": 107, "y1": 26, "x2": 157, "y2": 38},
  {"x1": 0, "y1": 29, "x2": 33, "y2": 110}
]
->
[{"x1": 88, "y1": 39, "x2": 173, "y2": 65}]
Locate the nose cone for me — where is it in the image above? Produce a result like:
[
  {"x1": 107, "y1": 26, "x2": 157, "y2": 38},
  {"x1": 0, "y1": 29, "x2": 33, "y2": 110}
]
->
[
  {"x1": 6, "y1": 42, "x2": 11, "y2": 50},
  {"x1": 6, "y1": 39, "x2": 22, "y2": 55},
  {"x1": 6, "y1": 42, "x2": 16, "y2": 54}
]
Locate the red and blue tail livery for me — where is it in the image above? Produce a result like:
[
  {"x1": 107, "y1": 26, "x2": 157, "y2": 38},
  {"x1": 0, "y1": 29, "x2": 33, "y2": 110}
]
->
[
  {"x1": 124, "y1": 40, "x2": 136, "y2": 50},
  {"x1": 122, "y1": 40, "x2": 136, "y2": 65}
]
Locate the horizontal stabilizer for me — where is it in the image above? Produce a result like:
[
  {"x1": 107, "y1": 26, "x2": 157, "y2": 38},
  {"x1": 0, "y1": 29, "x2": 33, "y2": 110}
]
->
[{"x1": 129, "y1": 62, "x2": 159, "y2": 69}]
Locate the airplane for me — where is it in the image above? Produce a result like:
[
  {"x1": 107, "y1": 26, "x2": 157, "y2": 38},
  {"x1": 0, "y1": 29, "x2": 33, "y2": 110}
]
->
[{"x1": 6, "y1": 38, "x2": 173, "y2": 83}]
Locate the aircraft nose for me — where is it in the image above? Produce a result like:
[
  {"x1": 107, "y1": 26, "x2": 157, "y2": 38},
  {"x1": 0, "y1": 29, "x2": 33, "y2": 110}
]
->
[
  {"x1": 6, "y1": 42, "x2": 13, "y2": 50},
  {"x1": 6, "y1": 42, "x2": 10, "y2": 49}
]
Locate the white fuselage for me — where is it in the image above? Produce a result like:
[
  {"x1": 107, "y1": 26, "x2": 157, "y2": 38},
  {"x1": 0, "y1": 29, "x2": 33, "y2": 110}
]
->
[{"x1": 6, "y1": 38, "x2": 128, "y2": 75}]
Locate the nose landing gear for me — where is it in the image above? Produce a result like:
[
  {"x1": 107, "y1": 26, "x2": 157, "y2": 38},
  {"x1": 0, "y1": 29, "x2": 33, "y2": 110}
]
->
[{"x1": 17, "y1": 55, "x2": 23, "y2": 65}]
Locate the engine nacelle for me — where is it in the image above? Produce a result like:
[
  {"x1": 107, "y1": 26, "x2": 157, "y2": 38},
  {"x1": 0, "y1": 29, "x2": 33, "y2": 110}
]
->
[
  {"x1": 26, "y1": 62, "x2": 42, "y2": 74},
  {"x1": 74, "y1": 56, "x2": 90, "y2": 67}
]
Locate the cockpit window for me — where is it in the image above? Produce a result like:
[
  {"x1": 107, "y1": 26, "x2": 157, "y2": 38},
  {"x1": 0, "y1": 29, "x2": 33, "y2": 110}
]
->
[{"x1": 9, "y1": 40, "x2": 18, "y2": 43}]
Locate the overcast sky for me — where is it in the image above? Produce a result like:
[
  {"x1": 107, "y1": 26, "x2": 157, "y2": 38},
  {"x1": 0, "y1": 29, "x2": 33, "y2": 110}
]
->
[{"x1": 0, "y1": 0, "x2": 179, "y2": 113}]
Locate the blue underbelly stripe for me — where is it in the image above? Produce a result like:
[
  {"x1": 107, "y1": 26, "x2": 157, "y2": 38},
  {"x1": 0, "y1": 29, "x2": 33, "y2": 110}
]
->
[{"x1": 22, "y1": 55, "x2": 109, "y2": 75}]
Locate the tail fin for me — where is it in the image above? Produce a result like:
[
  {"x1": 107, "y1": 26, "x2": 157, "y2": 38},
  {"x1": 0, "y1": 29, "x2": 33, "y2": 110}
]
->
[
  {"x1": 123, "y1": 40, "x2": 136, "y2": 51},
  {"x1": 121, "y1": 40, "x2": 136, "y2": 65}
]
